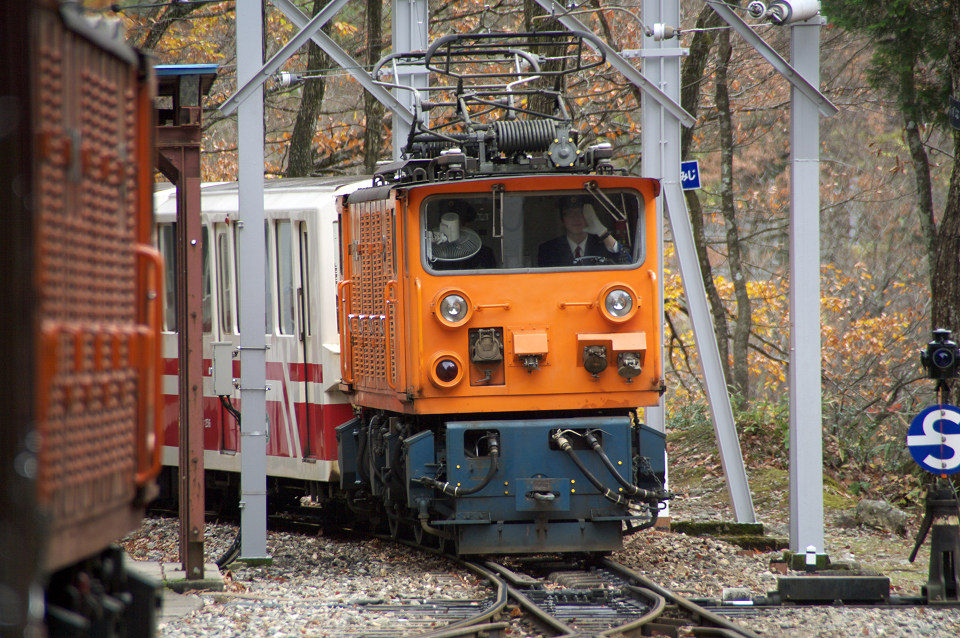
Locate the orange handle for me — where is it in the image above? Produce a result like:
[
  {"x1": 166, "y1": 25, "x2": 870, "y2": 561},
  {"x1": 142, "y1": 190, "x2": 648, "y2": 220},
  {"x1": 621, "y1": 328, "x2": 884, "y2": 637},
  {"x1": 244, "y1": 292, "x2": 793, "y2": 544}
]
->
[{"x1": 135, "y1": 244, "x2": 164, "y2": 485}]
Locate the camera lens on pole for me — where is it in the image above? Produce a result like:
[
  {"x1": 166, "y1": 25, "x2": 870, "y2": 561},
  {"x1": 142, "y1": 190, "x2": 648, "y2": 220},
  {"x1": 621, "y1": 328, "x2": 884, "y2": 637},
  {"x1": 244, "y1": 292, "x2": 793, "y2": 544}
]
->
[
  {"x1": 932, "y1": 347, "x2": 957, "y2": 371},
  {"x1": 922, "y1": 329, "x2": 960, "y2": 381}
]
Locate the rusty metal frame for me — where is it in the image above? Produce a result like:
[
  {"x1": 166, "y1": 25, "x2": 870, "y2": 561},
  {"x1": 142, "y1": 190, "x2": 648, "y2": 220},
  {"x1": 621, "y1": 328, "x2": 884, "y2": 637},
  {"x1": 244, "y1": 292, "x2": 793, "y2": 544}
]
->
[{"x1": 156, "y1": 68, "x2": 215, "y2": 579}]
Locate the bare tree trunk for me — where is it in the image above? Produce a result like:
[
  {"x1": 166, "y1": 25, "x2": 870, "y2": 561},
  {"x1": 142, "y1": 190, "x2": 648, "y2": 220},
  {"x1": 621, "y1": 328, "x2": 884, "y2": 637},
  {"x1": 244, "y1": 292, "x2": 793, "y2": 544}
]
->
[
  {"x1": 715, "y1": 28, "x2": 751, "y2": 400},
  {"x1": 679, "y1": 6, "x2": 733, "y2": 386},
  {"x1": 932, "y1": 16, "x2": 960, "y2": 335},
  {"x1": 523, "y1": 0, "x2": 565, "y2": 117},
  {"x1": 901, "y1": 32, "x2": 960, "y2": 338},
  {"x1": 901, "y1": 72, "x2": 937, "y2": 272},
  {"x1": 286, "y1": 0, "x2": 329, "y2": 177},
  {"x1": 933, "y1": 155, "x2": 960, "y2": 334},
  {"x1": 362, "y1": 0, "x2": 384, "y2": 173}
]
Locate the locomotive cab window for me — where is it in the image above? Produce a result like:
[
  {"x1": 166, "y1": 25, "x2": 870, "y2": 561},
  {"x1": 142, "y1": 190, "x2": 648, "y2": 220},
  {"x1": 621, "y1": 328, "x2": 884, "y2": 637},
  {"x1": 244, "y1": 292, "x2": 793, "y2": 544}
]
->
[{"x1": 422, "y1": 191, "x2": 645, "y2": 272}]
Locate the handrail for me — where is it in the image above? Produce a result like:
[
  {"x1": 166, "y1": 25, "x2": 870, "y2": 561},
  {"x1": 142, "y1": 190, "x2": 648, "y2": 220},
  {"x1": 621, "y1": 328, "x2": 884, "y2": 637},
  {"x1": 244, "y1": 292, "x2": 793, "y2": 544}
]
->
[
  {"x1": 415, "y1": 278, "x2": 423, "y2": 393},
  {"x1": 648, "y1": 269, "x2": 662, "y2": 387},
  {"x1": 337, "y1": 280, "x2": 353, "y2": 384},
  {"x1": 475, "y1": 302, "x2": 511, "y2": 311},
  {"x1": 384, "y1": 280, "x2": 399, "y2": 391}
]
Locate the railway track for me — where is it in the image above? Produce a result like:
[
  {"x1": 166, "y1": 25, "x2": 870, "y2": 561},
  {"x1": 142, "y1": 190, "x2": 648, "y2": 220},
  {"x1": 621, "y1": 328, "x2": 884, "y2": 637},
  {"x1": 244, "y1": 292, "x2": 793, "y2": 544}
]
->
[
  {"x1": 325, "y1": 550, "x2": 763, "y2": 637},
  {"x1": 465, "y1": 555, "x2": 762, "y2": 638},
  {"x1": 265, "y1": 513, "x2": 764, "y2": 636}
]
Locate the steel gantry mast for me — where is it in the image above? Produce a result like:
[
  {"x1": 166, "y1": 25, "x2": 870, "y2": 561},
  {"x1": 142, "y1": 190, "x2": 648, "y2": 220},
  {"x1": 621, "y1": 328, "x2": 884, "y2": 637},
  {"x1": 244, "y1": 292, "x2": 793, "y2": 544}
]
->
[{"x1": 536, "y1": 0, "x2": 838, "y2": 551}]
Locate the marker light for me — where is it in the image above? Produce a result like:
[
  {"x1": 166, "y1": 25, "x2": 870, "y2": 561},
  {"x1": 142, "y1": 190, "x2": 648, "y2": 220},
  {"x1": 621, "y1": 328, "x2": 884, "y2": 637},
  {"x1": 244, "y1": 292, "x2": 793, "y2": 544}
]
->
[
  {"x1": 436, "y1": 358, "x2": 459, "y2": 382},
  {"x1": 429, "y1": 352, "x2": 464, "y2": 388}
]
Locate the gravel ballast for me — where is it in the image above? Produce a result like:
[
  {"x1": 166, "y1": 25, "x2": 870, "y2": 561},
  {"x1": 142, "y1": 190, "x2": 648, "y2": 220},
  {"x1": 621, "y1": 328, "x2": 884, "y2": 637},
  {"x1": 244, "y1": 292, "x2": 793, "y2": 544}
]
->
[{"x1": 122, "y1": 509, "x2": 960, "y2": 637}]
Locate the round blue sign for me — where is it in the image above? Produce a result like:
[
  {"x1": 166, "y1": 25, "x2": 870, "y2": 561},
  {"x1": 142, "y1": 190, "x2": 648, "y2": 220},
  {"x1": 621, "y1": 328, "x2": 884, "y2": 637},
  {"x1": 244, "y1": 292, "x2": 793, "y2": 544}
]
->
[{"x1": 907, "y1": 405, "x2": 960, "y2": 475}]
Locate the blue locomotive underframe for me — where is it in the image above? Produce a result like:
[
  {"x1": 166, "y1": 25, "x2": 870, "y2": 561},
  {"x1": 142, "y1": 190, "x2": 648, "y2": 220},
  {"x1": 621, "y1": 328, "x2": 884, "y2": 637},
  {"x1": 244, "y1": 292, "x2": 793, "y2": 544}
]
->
[{"x1": 337, "y1": 415, "x2": 665, "y2": 553}]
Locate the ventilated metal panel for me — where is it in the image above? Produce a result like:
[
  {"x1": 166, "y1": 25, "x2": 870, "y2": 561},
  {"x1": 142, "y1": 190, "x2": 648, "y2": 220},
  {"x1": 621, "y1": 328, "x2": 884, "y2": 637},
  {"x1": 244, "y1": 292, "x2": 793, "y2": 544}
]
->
[
  {"x1": 349, "y1": 199, "x2": 397, "y2": 391},
  {"x1": 34, "y1": 10, "x2": 142, "y2": 528}
]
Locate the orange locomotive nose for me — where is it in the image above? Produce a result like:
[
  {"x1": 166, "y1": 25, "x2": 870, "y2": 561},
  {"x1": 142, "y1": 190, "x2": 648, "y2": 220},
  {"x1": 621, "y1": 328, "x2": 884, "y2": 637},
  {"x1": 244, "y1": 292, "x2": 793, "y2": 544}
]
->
[{"x1": 337, "y1": 176, "x2": 661, "y2": 415}]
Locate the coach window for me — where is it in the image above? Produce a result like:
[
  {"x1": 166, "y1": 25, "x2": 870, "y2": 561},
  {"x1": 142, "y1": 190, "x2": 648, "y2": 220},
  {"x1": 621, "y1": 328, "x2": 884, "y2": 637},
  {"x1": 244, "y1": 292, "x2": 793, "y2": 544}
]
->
[
  {"x1": 217, "y1": 231, "x2": 235, "y2": 334},
  {"x1": 158, "y1": 223, "x2": 177, "y2": 330},
  {"x1": 202, "y1": 227, "x2": 211, "y2": 332},
  {"x1": 234, "y1": 224, "x2": 242, "y2": 332},
  {"x1": 265, "y1": 221, "x2": 274, "y2": 334},
  {"x1": 277, "y1": 220, "x2": 295, "y2": 335},
  {"x1": 299, "y1": 223, "x2": 311, "y2": 338}
]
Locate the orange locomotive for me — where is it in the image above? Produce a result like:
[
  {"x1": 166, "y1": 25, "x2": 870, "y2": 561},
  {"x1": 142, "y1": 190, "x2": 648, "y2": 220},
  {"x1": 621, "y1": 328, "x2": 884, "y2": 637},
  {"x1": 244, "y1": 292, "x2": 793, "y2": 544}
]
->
[
  {"x1": 1, "y1": 2, "x2": 162, "y2": 635},
  {"x1": 335, "y1": 32, "x2": 668, "y2": 554}
]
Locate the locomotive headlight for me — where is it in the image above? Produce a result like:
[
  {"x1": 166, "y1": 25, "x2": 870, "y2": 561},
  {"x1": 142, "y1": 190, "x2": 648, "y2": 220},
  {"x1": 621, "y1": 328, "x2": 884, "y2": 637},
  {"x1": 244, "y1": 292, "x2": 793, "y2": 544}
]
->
[
  {"x1": 441, "y1": 294, "x2": 468, "y2": 320},
  {"x1": 599, "y1": 284, "x2": 638, "y2": 323},
  {"x1": 434, "y1": 289, "x2": 473, "y2": 327},
  {"x1": 605, "y1": 289, "x2": 633, "y2": 316}
]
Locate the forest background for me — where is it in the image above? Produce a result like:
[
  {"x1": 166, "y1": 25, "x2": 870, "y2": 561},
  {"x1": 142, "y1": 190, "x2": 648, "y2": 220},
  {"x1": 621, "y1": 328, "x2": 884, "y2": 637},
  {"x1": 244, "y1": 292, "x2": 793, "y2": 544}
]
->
[{"x1": 87, "y1": 0, "x2": 960, "y2": 512}]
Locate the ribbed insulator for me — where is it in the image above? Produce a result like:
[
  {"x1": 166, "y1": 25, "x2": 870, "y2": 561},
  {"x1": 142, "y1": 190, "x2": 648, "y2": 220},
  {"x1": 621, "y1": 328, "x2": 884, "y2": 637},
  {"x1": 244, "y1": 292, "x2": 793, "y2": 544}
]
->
[{"x1": 493, "y1": 120, "x2": 557, "y2": 154}]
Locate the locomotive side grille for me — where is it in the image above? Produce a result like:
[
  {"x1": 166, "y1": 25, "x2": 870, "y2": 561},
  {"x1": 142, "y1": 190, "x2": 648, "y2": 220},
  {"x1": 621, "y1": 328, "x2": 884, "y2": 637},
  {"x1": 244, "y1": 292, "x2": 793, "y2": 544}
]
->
[
  {"x1": 351, "y1": 199, "x2": 396, "y2": 390},
  {"x1": 34, "y1": 13, "x2": 141, "y2": 527}
]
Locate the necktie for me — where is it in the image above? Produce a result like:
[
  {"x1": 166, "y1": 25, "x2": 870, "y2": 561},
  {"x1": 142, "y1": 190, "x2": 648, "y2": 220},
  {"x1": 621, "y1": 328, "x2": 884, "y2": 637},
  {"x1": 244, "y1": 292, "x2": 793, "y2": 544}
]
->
[{"x1": 574, "y1": 245, "x2": 582, "y2": 259}]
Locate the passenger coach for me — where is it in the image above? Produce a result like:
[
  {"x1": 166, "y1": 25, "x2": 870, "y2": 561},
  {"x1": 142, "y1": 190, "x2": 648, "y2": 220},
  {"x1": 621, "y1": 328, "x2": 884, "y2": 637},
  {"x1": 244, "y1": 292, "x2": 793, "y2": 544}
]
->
[{"x1": 154, "y1": 178, "x2": 360, "y2": 501}]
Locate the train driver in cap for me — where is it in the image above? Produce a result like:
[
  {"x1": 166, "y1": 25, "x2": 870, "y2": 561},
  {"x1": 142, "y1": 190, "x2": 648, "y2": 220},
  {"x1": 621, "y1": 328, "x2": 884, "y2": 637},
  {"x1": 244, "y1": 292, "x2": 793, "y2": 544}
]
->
[{"x1": 537, "y1": 196, "x2": 630, "y2": 267}]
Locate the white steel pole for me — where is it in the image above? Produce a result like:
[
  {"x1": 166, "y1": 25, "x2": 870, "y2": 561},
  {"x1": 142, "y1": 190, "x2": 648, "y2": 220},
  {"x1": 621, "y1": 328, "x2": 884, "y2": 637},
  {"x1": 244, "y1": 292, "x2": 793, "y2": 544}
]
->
[
  {"x1": 236, "y1": 0, "x2": 269, "y2": 560},
  {"x1": 788, "y1": 17, "x2": 825, "y2": 556},
  {"x1": 392, "y1": 0, "x2": 429, "y2": 159},
  {"x1": 641, "y1": 1, "x2": 671, "y2": 439}
]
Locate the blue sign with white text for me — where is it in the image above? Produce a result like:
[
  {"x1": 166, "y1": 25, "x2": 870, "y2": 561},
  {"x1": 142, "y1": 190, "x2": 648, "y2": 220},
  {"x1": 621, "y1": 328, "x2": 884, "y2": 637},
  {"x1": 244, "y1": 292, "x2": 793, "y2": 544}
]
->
[
  {"x1": 907, "y1": 404, "x2": 960, "y2": 475},
  {"x1": 680, "y1": 160, "x2": 701, "y2": 190}
]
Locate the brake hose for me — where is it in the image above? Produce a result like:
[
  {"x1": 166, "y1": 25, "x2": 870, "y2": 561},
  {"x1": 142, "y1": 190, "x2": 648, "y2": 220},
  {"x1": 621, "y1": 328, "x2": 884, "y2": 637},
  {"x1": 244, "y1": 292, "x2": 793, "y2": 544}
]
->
[
  {"x1": 551, "y1": 431, "x2": 631, "y2": 507},
  {"x1": 583, "y1": 431, "x2": 665, "y2": 501},
  {"x1": 418, "y1": 437, "x2": 500, "y2": 497}
]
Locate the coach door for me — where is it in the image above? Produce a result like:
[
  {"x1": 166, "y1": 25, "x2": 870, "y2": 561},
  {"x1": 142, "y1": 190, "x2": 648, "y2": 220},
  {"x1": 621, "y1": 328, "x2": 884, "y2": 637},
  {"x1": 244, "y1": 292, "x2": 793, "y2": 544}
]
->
[
  {"x1": 297, "y1": 221, "x2": 322, "y2": 461},
  {"x1": 273, "y1": 218, "x2": 320, "y2": 461}
]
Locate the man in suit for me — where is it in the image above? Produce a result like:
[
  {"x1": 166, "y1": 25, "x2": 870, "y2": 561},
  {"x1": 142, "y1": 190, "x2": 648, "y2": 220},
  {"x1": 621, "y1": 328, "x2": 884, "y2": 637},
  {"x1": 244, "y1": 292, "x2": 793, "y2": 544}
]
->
[{"x1": 537, "y1": 196, "x2": 630, "y2": 267}]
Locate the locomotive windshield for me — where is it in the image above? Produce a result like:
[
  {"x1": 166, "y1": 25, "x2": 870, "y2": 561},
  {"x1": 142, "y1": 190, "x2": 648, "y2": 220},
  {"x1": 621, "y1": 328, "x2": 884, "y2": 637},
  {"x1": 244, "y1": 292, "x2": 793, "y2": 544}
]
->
[{"x1": 422, "y1": 190, "x2": 645, "y2": 272}]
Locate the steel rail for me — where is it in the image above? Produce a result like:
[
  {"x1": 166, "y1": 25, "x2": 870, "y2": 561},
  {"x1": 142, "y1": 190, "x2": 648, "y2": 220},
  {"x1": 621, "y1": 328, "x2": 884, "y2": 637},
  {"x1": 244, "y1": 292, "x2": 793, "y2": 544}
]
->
[
  {"x1": 479, "y1": 558, "x2": 688, "y2": 637},
  {"x1": 598, "y1": 586, "x2": 666, "y2": 637},
  {"x1": 366, "y1": 535, "x2": 509, "y2": 638},
  {"x1": 600, "y1": 557, "x2": 764, "y2": 638},
  {"x1": 478, "y1": 559, "x2": 578, "y2": 636},
  {"x1": 475, "y1": 556, "x2": 766, "y2": 638}
]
